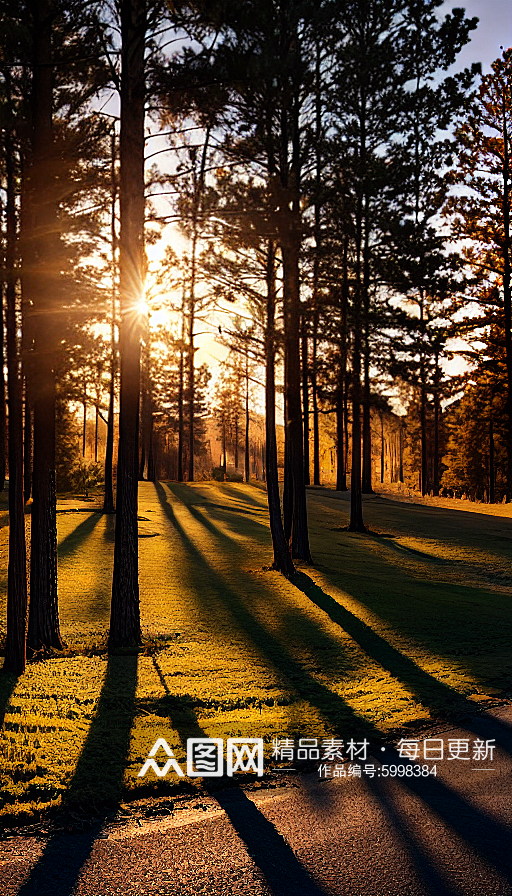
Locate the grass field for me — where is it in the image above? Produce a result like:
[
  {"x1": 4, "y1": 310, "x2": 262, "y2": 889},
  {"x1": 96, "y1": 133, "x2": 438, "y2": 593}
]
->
[{"x1": 0, "y1": 481, "x2": 510, "y2": 824}]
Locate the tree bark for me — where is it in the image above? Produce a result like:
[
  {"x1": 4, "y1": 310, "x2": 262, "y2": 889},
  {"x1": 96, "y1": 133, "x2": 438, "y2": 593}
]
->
[
  {"x1": 177, "y1": 293, "x2": 185, "y2": 482},
  {"x1": 109, "y1": 0, "x2": 146, "y2": 652},
  {"x1": 349, "y1": 213, "x2": 366, "y2": 532},
  {"x1": 433, "y1": 350, "x2": 440, "y2": 497},
  {"x1": 312, "y1": 309, "x2": 320, "y2": 486},
  {"x1": 103, "y1": 129, "x2": 117, "y2": 514},
  {"x1": 301, "y1": 313, "x2": 310, "y2": 485},
  {"x1": 4, "y1": 106, "x2": 28, "y2": 675},
  {"x1": 380, "y1": 413, "x2": 385, "y2": 484},
  {"x1": 336, "y1": 237, "x2": 349, "y2": 492},
  {"x1": 186, "y1": 128, "x2": 210, "y2": 483},
  {"x1": 26, "y1": 0, "x2": 63, "y2": 654},
  {"x1": 362, "y1": 193, "x2": 373, "y2": 494},
  {"x1": 265, "y1": 241, "x2": 294, "y2": 577},
  {"x1": 489, "y1": 412, "x2": 495, "y2": 504},
  {"x1": 0, "y1": 279, "x2": 5, "y2": 493},
  {"x1": 245, "y1": 349, "x2": 250, "y2": 483},
  {"x1": 349, "y1": 325, "x2": 365, "y2": 531},
  {"x1": 282, "y1": 241, "x2": 312, "y2": 561},
  {"x1": 23, "y1": 379, "x2": 32, "y2": 504},
  {"x1": 501, "y1": 85, "x2": 512, "y2": 498}
]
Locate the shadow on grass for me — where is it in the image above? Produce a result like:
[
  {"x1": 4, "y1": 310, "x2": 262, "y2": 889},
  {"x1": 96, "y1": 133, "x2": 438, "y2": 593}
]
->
[
  {"x1": 58, "y1": 512, "x2": 103, "y2": 561},
  {"x1": 16, "y1": 654, "x2": 138, "y2": 896},
  {"x1": 152, "y1": 655, "x2": 329, "y2": 896},
  {"x1": 167, "y1": 482, "x2": 270, "y2": 545},
  {"x1": 185, "y1": 496, "x2": 272, "y2": 548},
  {"x1": 293, "y1": 571, "x2": 481, "y2": 719},
  {"x1": 154, "y1": 482, "x2": 512, "y2": 884}
]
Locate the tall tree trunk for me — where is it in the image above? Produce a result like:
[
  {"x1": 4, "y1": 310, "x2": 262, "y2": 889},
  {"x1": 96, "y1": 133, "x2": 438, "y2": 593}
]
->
[
  {"x1": 103, "y1": 129, "x2": 117, "y2": 514},
  {"x1": 433, "y1": 350, "x2": 440, "y2": 497},
  {"x1": 103, "y1": 363, "x2": 115, "y2": 512},
  {"x1": 420, "y1": 382, "x2": 428, "y2": 495},
  {"x1": 94, "y1": 404, "x2": 99, "y2": 462},
  {"x1": 187, "y1": 244, "x2": 196, "y2": 482},
  {"x1": 23, "y1": 380, "x2": 32, "y2": 503},
  {"x1": 336, "y1": 236, "x2": 349, "y2": 492},
  {"x1": 0, "y1": 281, "x2": 5, "y2": 493},
  {"x1": 349, "y1": 329, "x2": 365, "y2": 531},
  {"x1": 177, "y1": 291, "x2": 185, "y2": 482},
  {"x1": 349, "y1": 200, "x2": 366, "y2": 532},
  {"x1": 4, "y1": 106, "x2": 28, "y2": 675},
  {"x1": 265, "y1": 241, "x2": 294, "y2": 577},
  {"x1": 312, "y1": 309, "x2": 320, "y2": 486},
  {"x1": 362, "y1": 193, "x2": 373, "y2": 494},
  {"x1": 301, "y1": 313, "x2": 310, "y2": 485},
  {"x1": 109, "y1": 0, "x2": 146, "y2": 653},
  {"x1": 283, "y1": 418, "x2": 293, "y2": 542},
  {"x1": 26, "y1": 0, "x2": 62, "y2": 654},
  {"x1": 186, "y1": 128, "x2": 211, "y2": 483},
  {"x1": 419, "y1": 291, "x2": 428, "y2": 496},
  {"x1": 282, "y1": 241, "x2": 312, "y2": 561},
  {"x1": 380, "y1": 413, "x2": 385, "y2": 484},
  {"x1": 399, "y1": 419, "x2": 404, "y2": 483},
  {"x1": 221, "y1": 418, "x2": 226, "y2": 473},
  {"x1": 489, "y1": 412, "x2": 495, "y2": 503},
  {"x1": 147, "y1": 407, "x2": 155, "y2": 482},
  {"x1": 501, "y1": 88, "x2": 512, "y2": 499},
  {"x1": 82, "y1": 395, "x2": 87, "y2": 457},
  {"x1": 335, "y1": 370, "x2": 346, "y2": 491},
  {"x1": 138, "y1": 341, "x2": 149, "y2": 480},
  {"x1": 362, "y1": 346, "x2": 372, "y2": 491},
  {"x1": 245, "y1": 349, "x2": 250, "y2": 483},
  {"x1": 310, "y1": 35, "x2": 322, "y2": 490}
]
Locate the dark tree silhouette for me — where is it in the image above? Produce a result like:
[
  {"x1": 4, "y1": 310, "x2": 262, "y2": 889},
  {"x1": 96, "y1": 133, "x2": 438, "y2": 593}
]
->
[{"x1": 109, "y1": 0, "x2": 146, "y2": 652}]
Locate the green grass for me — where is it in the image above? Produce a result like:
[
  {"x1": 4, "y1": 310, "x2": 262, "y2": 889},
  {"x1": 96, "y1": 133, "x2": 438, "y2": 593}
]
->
[{"x1": 0, "y1": 481, "x2": 510, "y2": 823}]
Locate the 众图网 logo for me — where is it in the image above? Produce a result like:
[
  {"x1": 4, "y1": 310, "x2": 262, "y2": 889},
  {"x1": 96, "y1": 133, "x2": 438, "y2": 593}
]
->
[{"x1": 138, "y1": 737, "x2": 264, "y2": 778}]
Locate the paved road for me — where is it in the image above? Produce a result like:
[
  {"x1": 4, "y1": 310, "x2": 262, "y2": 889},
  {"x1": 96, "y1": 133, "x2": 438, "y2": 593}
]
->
[{"x1": 1, "y1": 706, "x2": 510, "y2": 896}]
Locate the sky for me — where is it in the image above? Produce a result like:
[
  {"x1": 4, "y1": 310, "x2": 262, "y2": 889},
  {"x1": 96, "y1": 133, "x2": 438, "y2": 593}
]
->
[{"x1": 439, "y1": 0, "x2": 511, "y2": 73}]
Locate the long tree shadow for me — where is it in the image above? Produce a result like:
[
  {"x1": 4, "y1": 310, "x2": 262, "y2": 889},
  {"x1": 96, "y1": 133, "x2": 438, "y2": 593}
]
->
[
  {"x1": 57, "y1": 512, "x2": 103, "y2": 561},
  {"x1": 151, "y1": 655, "x2": 329, "y2": 896},
  {"x1": 154, "y1": 482, "x2": 511, "y2": 883},
  {"x1": 292, "y1": 570, "x2": 512, "y2": 751},
  {"x1": 293, "y1": 571, "x2": 509, "y2": 729},
  {"x1": 311, "y1": 489, "x2": 512, "y2": 559},
  {"x1": 367, "y1": 770, "x2": 484, "y2": 896},
  {"x1": 16, "y1": 654, "x2": 138, "y2": 896},
  {"x1": 167, "y1": 482, "x2": 270, "y2": 544},
  {"x1": 183, "y1": 495, "x2": 271, "y2": 547}
]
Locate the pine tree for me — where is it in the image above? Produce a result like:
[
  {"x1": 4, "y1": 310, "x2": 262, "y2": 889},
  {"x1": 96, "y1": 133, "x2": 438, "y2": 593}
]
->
[
  {"x1": 447, "y1": 48, "x2": 512, "y2": 498},
  {"x1": 383, "y1": 2, "x2": 478, "y2": 496}
]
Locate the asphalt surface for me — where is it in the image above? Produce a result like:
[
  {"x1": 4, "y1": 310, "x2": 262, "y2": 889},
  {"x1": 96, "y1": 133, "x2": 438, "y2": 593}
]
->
[{"x1": 0, "y1": 705, "x2": 510, "y2": 896}]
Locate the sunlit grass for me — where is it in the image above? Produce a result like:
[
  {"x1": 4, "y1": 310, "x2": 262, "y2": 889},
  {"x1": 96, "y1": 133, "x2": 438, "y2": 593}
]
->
[{"x1": 0, "y1": 481, "x2": 510, "y2": 822}]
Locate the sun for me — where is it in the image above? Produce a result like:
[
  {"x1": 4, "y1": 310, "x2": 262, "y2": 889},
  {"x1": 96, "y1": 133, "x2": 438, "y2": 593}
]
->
[{"x1": 138, "y1": 297, "x2": 150, "y2": 317}]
